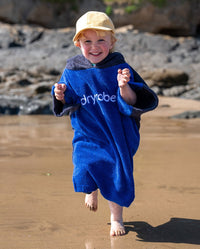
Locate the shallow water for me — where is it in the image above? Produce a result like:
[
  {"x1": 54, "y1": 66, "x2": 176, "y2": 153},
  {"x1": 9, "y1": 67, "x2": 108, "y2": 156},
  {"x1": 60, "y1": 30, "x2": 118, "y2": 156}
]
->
[{"x1": 0, "y1": 105, "x2": 200, "y2": 249}]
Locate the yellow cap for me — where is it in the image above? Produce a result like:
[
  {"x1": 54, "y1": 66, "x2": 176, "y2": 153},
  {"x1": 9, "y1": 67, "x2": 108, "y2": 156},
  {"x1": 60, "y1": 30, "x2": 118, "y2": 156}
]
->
[{"x1": 73, "y1": 11, "x2": 115, "y2": 42}]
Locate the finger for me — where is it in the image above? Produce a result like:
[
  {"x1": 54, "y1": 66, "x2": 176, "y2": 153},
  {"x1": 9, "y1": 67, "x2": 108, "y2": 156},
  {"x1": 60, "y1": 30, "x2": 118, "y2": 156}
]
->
[
  {"x1": 55, "y1": 93, "x2": 64, "y2": 100},
  {"x1": 57, "y1": 84, "x2": 63, "y2": 90},
  {"x1": 122, "y1": 68, "x2": 130, "y2": 72},
  {"x1": 123, "y1": 72, "x2": 130, "y2": 77},
  {"x1": 54, "y1": 88, "x2": 63, "y2": 94},
  {"x1": 122, "y1": 68, "x2": 130, "y2": 75},
  {"x1": 54, "y1": 83, "x2": 63, "y2": 91},
  {"x1": 124, "y1": 75, "x2": 130, "y2": 81},
  {"x1": 118, "y1": 68, "x2": 122, "y2": 74},
  {"x1": 61, "y1": 84, "x2": 66, "y2": 91}
]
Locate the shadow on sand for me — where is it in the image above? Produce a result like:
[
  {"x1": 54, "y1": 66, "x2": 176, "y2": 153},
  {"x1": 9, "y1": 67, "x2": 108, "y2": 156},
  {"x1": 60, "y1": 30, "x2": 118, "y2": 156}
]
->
[{"x1": 124, "y1": 217, "x2": 200, "y2": 245}]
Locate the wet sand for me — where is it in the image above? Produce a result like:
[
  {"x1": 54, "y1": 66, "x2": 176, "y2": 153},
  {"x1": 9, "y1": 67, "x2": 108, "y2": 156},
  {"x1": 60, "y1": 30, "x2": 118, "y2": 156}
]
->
[{"x1": 0, "y1": 96, "x2": 200, "y2": 249}]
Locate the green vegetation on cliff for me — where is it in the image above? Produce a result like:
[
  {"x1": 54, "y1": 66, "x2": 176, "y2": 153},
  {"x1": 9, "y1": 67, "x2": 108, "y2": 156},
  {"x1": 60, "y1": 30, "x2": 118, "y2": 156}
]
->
[
  {"x1": 42, "y1": 0, "x2": 166, "y2": 7},
  {"x1": 104, "y1": 0, "x2": 167, "y2": 15},
  {"x1": 104, "y1": 0, "x2": 167, "y2": 7},
  {"x1": 40, "y1": 0, "x2": 168, "y2": 17}
]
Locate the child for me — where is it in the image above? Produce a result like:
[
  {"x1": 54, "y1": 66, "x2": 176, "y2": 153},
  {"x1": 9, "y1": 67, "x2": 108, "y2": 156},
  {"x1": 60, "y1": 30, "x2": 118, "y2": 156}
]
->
[{"x1": 52, "y1": 11, "x2": 158, "y2": 236}]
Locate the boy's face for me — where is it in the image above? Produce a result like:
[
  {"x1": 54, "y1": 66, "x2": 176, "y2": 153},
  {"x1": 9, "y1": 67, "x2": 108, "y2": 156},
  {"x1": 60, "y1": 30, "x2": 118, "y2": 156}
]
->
[{"x1": 76, "y1": 29, "x2": 115, "y2": 64}]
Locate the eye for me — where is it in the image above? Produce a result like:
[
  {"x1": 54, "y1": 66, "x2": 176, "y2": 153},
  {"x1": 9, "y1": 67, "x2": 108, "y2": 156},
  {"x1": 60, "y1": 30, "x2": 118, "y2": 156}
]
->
[
  {"x1": 98, "y1": 39, "x2": 105, "y2": 42},
  {"x1": 84, "y1": 40, "x2": 91, "y2": 44}
]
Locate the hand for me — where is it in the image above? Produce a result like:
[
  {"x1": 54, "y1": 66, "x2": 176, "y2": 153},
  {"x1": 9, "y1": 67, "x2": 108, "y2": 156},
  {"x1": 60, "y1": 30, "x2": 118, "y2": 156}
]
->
[
  {"x1": 54, "y1": 83, "x2": 66, "y2": 103},
  {"x1": 117, "y1": 68, "x2": 137, "y2": 105},
  {"x1": 117, "y1": 68, "x2": 131, "y2": 88}
]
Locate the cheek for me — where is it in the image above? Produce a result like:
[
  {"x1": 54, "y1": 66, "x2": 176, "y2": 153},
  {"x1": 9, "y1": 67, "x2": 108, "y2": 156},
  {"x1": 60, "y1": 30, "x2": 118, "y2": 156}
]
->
[
  {"x1": 104, "y1": 40, "x2": 114, "y2": 51},
  {"x1": 79, "y1": 45, "x2": 88, "y2": 55},
  {"x1": 103, "y1": 44, "x2": 112, "y2": 52}
]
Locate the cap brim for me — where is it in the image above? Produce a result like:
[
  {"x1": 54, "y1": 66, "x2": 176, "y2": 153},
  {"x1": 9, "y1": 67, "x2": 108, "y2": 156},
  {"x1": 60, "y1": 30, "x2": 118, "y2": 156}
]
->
[{"x1": 73, "y1": 27, "x2": 114, "y2": 42}]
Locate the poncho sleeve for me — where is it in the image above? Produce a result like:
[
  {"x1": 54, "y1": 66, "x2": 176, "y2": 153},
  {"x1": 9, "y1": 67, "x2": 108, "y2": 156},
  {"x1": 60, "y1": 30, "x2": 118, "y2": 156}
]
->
[
  {"x1": 117, "y1": 66, "x2": 158, "y2": 118},
  {"x1": 51, "y1": 69, "x2": 80, "y2": 117}
]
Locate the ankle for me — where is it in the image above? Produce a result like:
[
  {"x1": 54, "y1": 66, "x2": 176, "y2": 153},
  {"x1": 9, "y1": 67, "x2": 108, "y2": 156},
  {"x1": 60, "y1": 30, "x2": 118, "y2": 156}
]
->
[{"x1": 108, "y1": 201, "x2": 123, "y2": 223}]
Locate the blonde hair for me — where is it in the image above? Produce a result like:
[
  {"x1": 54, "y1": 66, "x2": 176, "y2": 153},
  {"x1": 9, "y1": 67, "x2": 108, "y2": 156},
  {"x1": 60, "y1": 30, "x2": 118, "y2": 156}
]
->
[{"x1": 74, "y1": 29, "x2": 117, "y2": 52}]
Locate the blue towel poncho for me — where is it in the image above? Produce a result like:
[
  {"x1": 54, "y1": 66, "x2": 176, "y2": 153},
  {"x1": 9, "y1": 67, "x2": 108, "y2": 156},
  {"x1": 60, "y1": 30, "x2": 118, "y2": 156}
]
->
[{"x1": 52, "y1": 52, "x2": 158, "y2": 207}]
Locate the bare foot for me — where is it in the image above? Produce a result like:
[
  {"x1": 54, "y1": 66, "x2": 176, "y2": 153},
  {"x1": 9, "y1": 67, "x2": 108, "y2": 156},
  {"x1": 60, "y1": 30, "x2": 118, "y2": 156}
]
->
[
  {"x1": 108, "y1": 201, "x2": 125, "y2": 236},
  {"x1": 85, "y1": 190, "x2": 98, "y2": 211},
  {"x1": 110, "y1": 220, "x2": 125, "y2": 236}
]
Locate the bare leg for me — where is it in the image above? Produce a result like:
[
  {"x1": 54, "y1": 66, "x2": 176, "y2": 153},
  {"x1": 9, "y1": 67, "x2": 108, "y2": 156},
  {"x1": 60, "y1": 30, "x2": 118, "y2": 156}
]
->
[
  {"x1": 108, "y1": 201, "x2": 125, "y2": 236},
  {"x1": 85, "y1": 190, "x2": 98, "y2": 211}
]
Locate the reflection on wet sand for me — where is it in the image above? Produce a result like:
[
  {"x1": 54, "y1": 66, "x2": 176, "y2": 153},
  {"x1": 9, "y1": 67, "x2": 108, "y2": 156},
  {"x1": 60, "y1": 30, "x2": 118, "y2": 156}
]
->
[{"x1": 0, "y1": 97, "x2": 200, "y2": 249}]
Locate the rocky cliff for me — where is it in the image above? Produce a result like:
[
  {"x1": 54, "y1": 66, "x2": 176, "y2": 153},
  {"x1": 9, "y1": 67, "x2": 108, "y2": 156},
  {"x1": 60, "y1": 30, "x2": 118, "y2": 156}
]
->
[
  {"x1": 0, "y1": 0, "x2": 200, "y2": 116},
  {"x1": 0, "y1": 23, "x2": 200, "y2": 115},
  {"x1": 0, "y1": 0, "x2": 200, "y2": 36}
]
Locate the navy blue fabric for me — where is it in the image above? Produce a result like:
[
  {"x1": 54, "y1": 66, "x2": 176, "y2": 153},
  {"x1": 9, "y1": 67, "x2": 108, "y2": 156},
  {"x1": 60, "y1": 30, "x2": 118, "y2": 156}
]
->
[{"x1": 52, "y1": 52, "x2": 158, "y2": 207}]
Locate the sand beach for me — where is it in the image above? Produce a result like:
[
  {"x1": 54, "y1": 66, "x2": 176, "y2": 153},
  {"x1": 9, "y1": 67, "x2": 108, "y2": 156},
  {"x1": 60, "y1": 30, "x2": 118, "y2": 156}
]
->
[{"x1": 0, "y1": 96, "x2": 200, "y2": 249}]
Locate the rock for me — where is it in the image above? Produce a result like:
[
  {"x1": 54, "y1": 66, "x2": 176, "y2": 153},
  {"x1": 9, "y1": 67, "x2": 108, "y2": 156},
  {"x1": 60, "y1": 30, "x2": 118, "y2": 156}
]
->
[
  {"x1": 0, "y1": 94, "x2": 52, "y2": 115},
  {"x1": 0, "y1": 23, "x2": 200, "y2": 116},
  {"x1": 0, "y1": 22, "x2": 44, "y2": 49},
  {"x1": 180, "y1": 86, "x2": 200, "y2": 101},
  {"x1": 0, "y1": 95, "x2": 28, "y2": 115},
  {"x1": 0, "y1": 65, "x2": 58, "y2": 115},
  {"x1": 19, "y1": 98, "x2": 53, "y2": 115},
  {"x1": 162, "y1": 85, "x2": 193, "y2": 97},
  {"x1": 171, "y1": 110, "x2": 200, "y2": 119},
  {"x1": 34, "y1": 83, "x2": 52, "y2": 95},
  {"x1": 16, "y1": 78, "x2": 32, "y2": 87},
  {"x1": 113, "y1": 0, "x2": 200, "y2": 36},
  {"x1": 141, "y1": 68, "x2": 189, "y2": 88}
]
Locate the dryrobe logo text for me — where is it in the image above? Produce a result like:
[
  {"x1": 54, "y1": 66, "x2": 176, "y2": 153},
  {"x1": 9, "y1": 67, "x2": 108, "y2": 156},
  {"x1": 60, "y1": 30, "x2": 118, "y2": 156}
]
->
[{"x1": 81, "y1": 92, "x2": 116, "y2": 105}]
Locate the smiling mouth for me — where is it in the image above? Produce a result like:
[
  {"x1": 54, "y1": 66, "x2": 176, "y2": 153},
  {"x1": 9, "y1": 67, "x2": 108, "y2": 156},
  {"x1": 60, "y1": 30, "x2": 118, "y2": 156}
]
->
[{"x1": 90, "y1": 52, "x2": 101, "y2": 56}]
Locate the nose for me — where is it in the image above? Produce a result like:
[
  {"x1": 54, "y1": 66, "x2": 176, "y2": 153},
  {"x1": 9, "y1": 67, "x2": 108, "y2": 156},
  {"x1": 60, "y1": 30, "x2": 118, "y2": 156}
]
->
[{"x1": 91, "y1": 41, "x2": 99, "y2": 49}]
